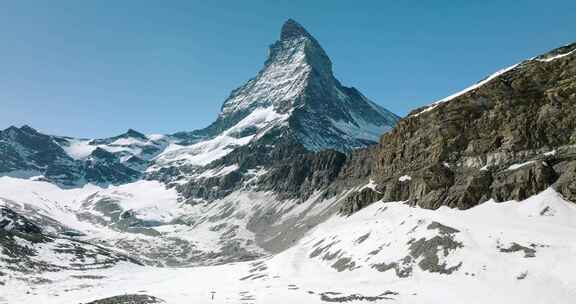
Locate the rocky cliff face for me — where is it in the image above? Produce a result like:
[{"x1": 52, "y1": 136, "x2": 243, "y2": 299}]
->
[
  {"x1": 339, "y1": 43, "x2": 576, "y2": 214},
  {"x1": 0, "y1": 125, "x2": 83, "y2": 186}
]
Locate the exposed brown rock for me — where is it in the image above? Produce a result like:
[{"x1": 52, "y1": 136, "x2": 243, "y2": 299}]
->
[
  {"x1": 339, "y1": 188, "x2": 384, "y2": 215},
  {"x1": 553, "y1": 159, "x2": 576, "y2": 201},
  {"x1": 338, "y1": 43, "x2": 576, "y2": 213},
  {"x1": 490, "y1": 161, "x2": 557, "y2": 201}
]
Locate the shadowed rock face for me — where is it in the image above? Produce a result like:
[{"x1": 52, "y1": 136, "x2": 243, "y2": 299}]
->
[
  {"x1": 339, "y1": 187, "x2": 384, "y2": 215},
  {"x1": 338, "y1": 42, "x2": 576, "y2": 213},
  {"x1": 177, "y1": 136, "x2": 348, "y2": 203}
]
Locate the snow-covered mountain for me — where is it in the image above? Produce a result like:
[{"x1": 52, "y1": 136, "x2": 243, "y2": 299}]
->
[
  {"x1": 0, "y1": 126, "x2": 172, "y2": 186},
  {"x1": 1, "y1": 20, "x2": 576, "y2": 304},
  {"x1": 213, "y1": 19, "x2": 398, "y2": 151},
  {"x1": 151, "y1": 19, "x2": 399, "y2": 174}
]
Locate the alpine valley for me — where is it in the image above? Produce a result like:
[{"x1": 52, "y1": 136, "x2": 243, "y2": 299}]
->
[{"x1": 1, "y1": 20, "x2": 576, "y2": 304}]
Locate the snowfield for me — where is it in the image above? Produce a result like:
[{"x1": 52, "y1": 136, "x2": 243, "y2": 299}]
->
[
  {"x1": 1, "y1": 176, "x2": 576, "y2": 303},
  {"x1": 150, "y1": 106, "x2": 290, "y2": 169}
]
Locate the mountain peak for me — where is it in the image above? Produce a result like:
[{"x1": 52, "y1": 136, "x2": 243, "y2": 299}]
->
[
  {"x1": 124, "y1": 129, "x2": 148, "y2": 140},
  {"x1": 180, "y1": 20, "x2": 398, "y2": 155},
  {"x1": 272, "y1": 19, "x2": 331, "y2": 75},
  {"x1": 280, "y1": 19, "x2": 312, "y2": 41},
  {"x1": 20, "y1": 125, "x2": 38, "y2": 134},
  {"x1": 0, "y1": 125, "x2": 39, "y2": 138}
]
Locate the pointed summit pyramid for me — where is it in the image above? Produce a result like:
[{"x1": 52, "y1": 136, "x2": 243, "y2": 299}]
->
[
  {"x1": 158, "y1": 20, "x2": 400, "y2": 173},
  {"x1": 280, "y1": 19, "x2": 313, "y2": 41},
  {"x1": 213, "y1": 19, "x2": 338, "y2": 129},
  {"x1": 179, "y1": 19, "x2": 399, "y2": 153}
]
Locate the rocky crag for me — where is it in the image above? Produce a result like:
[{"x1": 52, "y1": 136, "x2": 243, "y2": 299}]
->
[{"x1": 339, "y1": 42, "x2": 576, "y2": 214}]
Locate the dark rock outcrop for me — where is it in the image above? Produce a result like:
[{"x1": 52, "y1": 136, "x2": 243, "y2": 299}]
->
[
  {"x1": 553, "y1": 159, "x2": 576, "y2": 201},
  {"x1": 84, "y1": 294, "x2": 164, "y2": 304},
  {"x1": 339, "y1": 42, "x2": 576, "y2": 212},
  {"x1": 490, "y1": 161, "x2": 557, "y2": 201},
  {"x1": 178, "y1": 136, "x2": 348, "y2": 202},
  {"x1": 339, "y1": 188, "x2": 384, "y2": 215}
]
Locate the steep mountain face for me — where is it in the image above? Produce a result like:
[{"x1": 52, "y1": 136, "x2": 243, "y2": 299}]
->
[
  {"x1": 211, "y1": 19, "x2": 398, "y2": 152},
  {"x1": 149, "y1": 20, "x2": 398, "y2": 179},
  {"x1": 338, "y1": 42, "x2": 576, "y2": 214},
  {"x1": 148, "y1": 19, "x2": 399, "y2": 202}
]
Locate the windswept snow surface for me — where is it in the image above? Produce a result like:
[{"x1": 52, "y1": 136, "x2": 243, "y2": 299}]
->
[
  {"x1": 0, "y1": 176, "x2": 102, "y2": 234},
  {"x1": 61, "y1": 135, "x2": 167, "y2": 161},
  {"x1": 219, "y1": 38, "x2": 310, "y2": 116},
  {"x1": 82, "y1": 180, "x2": 183, "y2": 222},
  {"x1": 2, "y1": 184, "x2": 576, "y2": 303},
  {"x1": 61, "y1": 138, "x2": 99, "y2": 159},
  {"x1": 507, "y1": 160, "x2": 538, "y2": 171}
]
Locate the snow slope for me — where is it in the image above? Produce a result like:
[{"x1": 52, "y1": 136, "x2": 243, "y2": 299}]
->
[
  {"x1": 0, "y1": 177, "x2": 345, "y2": 268},
  {"x1": 2, "y1": 184, "x2": 575, "y2": 304},
  {"x1": 150, "y1": 107, "x2": 289, "y2": 170}
]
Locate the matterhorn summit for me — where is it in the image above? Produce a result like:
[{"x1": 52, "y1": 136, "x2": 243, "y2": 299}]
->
[{"x1": 175, "y1": 19, "x2": 399, "y2": 154}]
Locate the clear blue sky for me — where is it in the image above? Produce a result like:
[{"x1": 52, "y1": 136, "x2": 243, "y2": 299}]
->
[{"x1": 1, "y1": 1, "x2": 574, "y2": 138}]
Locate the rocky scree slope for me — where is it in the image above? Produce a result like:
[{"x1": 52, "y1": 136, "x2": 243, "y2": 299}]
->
[{"x1": 339, "y1": 42, "x2": 576, "y2": 214}]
